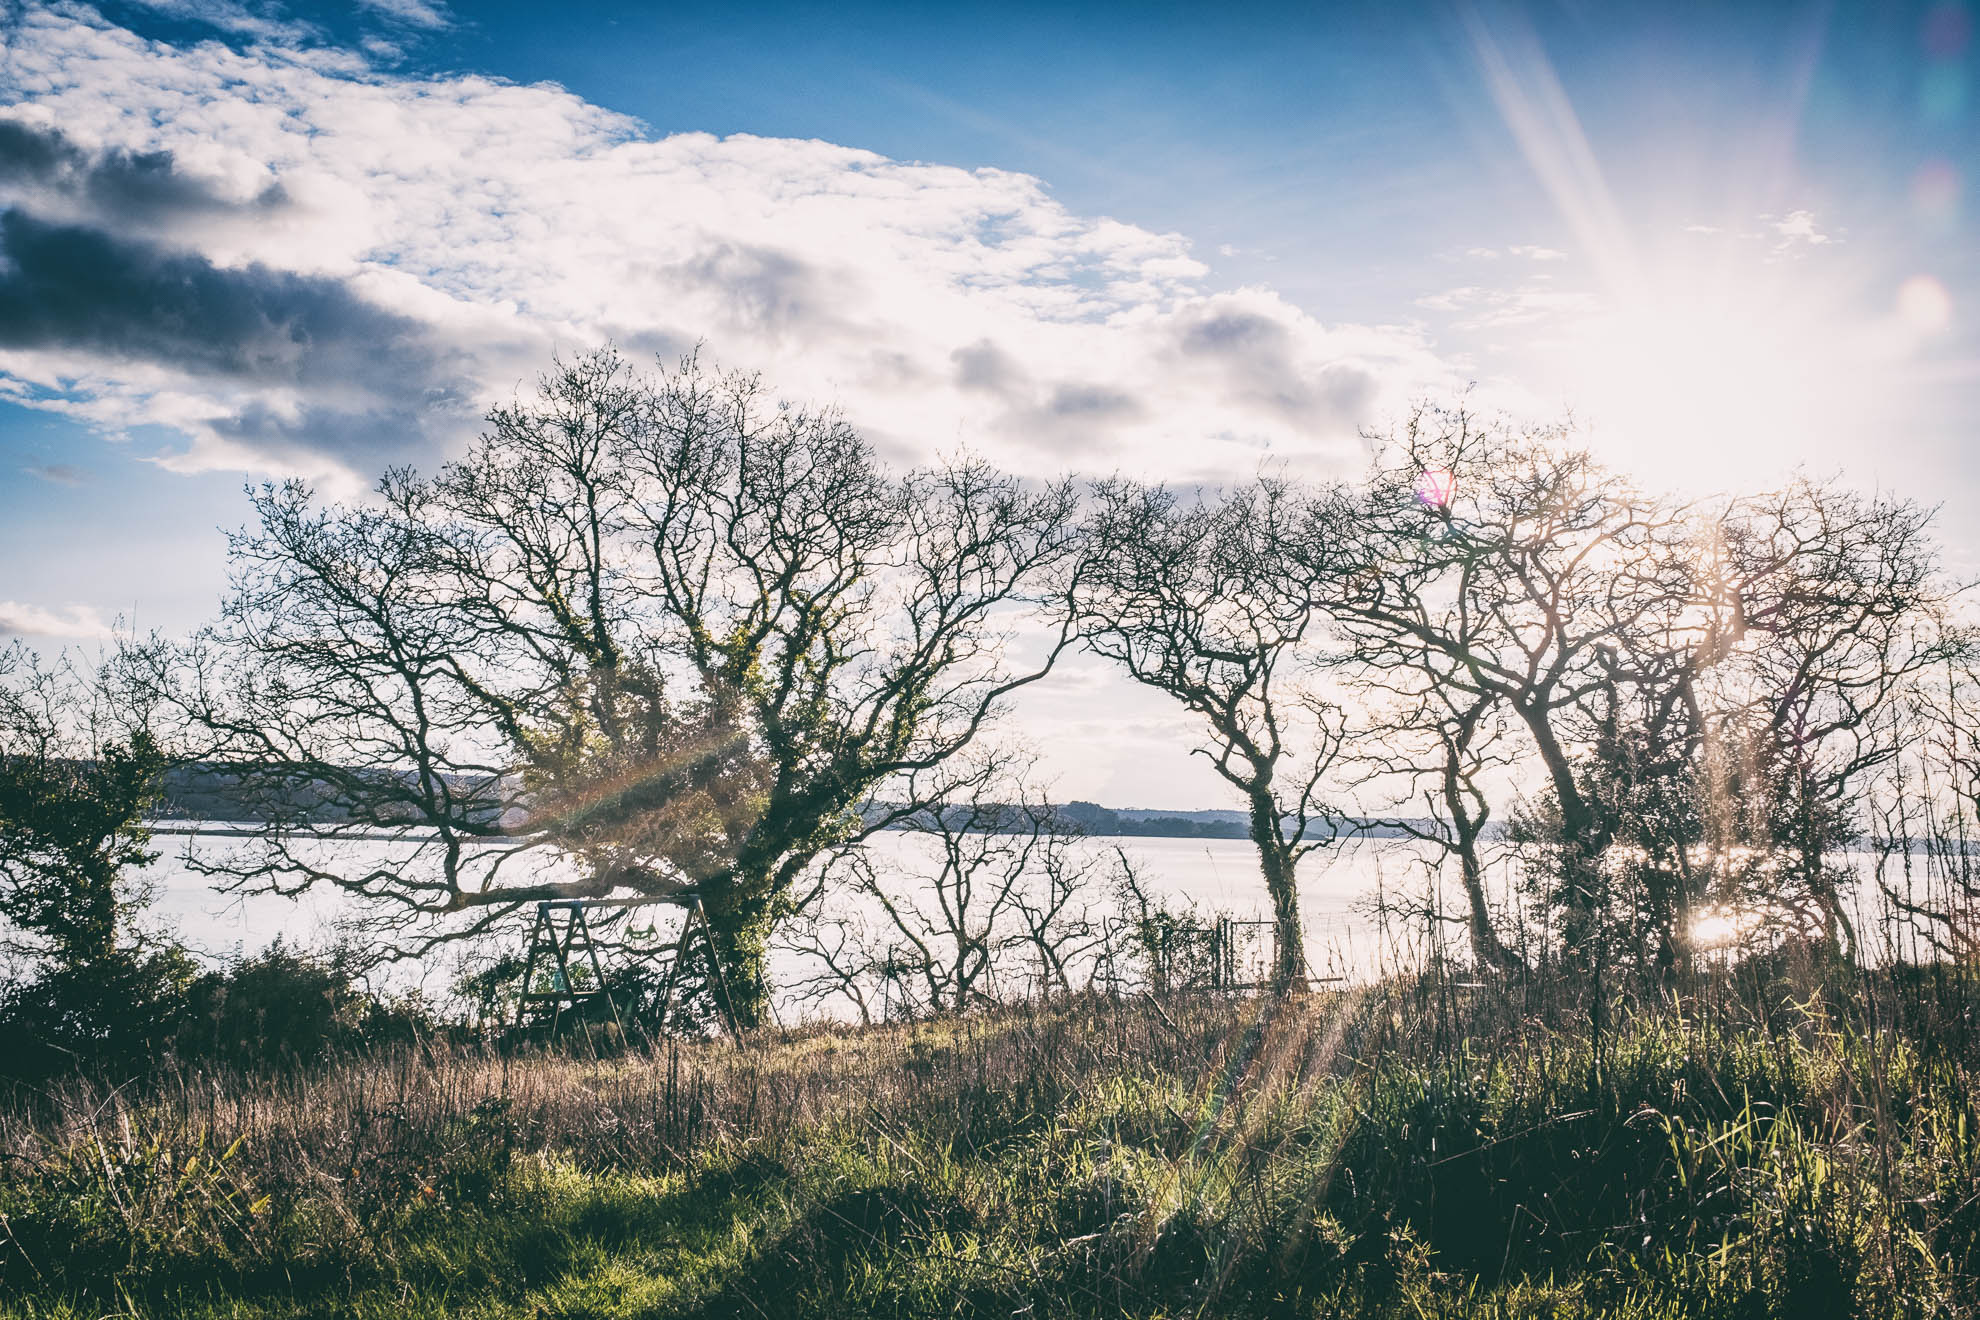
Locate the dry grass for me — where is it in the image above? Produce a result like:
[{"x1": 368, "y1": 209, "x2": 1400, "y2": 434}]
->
[{"x1": 1, "y1": 971, "x2": 1976, "y2": 1318}]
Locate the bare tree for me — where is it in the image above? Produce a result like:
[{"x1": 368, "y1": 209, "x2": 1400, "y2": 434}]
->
[
  {"x1": 1876, "y1": 647, "x2": 1980, "y2": 961},
  {"x1": 775, "y1": 744, "x2": 1117, "y2": 1020},
  {"x1": 1346, "y1": 681, "x2": 1525, "y2": 974},
  {"x1": 784, "y1": 753, "x2": 1106, "y2": 1017},
  {"x1": 165, "y1": 349, "x2": 1081, "y2": 1026},
  {"x1": 1300, "y1": 407, "x2": 1949, "y2": 978},
  {"x1": 1694, "y1": 478, "x2": 1946, "y2": 957},
  {"x1": 775, "y1": 905, "x2": 887, "y2": 1024},
  {"x1": 1076, "y1": 477, "x2": 1345, "y2": 991},
  {"x1": 1294, "y1": 408, "x2": 1706, "y2": 973},
  {"x1": 1006, "y1": 824, "x2": 1108, "y2": 1000}
]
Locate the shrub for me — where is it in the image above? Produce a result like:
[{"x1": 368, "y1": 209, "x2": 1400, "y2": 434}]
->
[
  {"x1": 177, "y1": 940, "x2": 433, "y2": 1071},
  {"x1": 0, "y1": 938, "x2": 198, "y2": 1084}
]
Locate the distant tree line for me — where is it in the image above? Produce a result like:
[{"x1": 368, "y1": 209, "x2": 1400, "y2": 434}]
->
[
  {"x1": 4, "y1": 346, "x2": 1973, "y2": 1044},
  {"x1": 145, "y1": 762, "x2": 1411, "y2": 842}
]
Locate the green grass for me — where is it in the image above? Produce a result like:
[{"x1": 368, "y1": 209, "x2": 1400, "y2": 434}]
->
[{"x1": 2, "y1": 973, "x2": 1977, "y2": 1317}]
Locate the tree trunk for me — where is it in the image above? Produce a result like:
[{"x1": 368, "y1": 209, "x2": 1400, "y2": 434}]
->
[
  {"x1": 1440, "y1": 738, "x2": 1522, "y2": 975},
  {"x1": 1516, "y1": 701, "x2": 1602, "y2": 863},
  {"x1": 1513, "y1": 700, "x2": 1610, "y2": 960},
  {"x1": 700, "y1": 884, "x2": 774, "y2": 1030},
  {"x1": 1247, "y1": 788, "x2": 1306, "y2": 992},
  {"x1": 1456, "y1": 839, "x2": 1521, "y2": 975}
]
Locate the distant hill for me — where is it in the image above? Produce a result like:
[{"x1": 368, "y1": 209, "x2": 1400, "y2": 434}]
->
[
  {"x1": 152, "y1": 762, "x2": 504, "y2": 826},
  {"x1": 149, "y1": 765, "x2": 1426, "y2": 841},
  {"x1": 1053, "y1": 801, "x2": 1424, "y2": 840}
]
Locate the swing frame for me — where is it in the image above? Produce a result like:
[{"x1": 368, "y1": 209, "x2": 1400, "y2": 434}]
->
[{"x1": 510, "y1": 892, "x2": 744, "y2": 1040}]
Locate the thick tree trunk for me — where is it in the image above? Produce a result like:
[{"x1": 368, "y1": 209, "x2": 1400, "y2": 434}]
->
[
  {"x1": 1247, "y1": 788, "x2": 1306, "y2": 992},
  {"x1": 1456, "y1": 840, "x2": 1521, "y2": 975},
  {"x1": 1516, "y1": 702, "x2": 1601, "y2": 862},
  {"x1": 700, "y1": 885, "x2": 774, "y2": 1030},
  {"x1": 701, "y1": 784, "x2": 851, "y2": 1030}
]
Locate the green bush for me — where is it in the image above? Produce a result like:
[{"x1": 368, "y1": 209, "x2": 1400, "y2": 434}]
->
[
  {"x1": 177, "y1": 940, "x2": 433, "y2": 1071},
  {"x1": 0, "y1": 938, "x2": 198, "y2": 1083}
]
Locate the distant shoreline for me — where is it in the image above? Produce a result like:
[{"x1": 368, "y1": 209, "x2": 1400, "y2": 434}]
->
[{"x1": 141, "y1": 815, "x2": 1413, "y2": 844}]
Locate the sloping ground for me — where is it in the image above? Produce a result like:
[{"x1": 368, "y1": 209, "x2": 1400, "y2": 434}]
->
[{"x1": 2, "y1": 975, "x2": 1977, "y2": 1318}]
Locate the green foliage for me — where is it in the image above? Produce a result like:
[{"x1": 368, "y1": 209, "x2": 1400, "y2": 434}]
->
[
  {"x1": 177, "y1": 940, "x2": 435, "y2": 1071},
  {"x1": 0, "y1": 970, "x2": 1975, "y2": 1318},
  {"x1": 0, "y1": 643, "x2": 200, "y2": 1084},
  {"x1": 0, "y1": 645, "x2": 166, "y2": 969},
  {"x1": 0, "y1": 728, "x2": 163, "y2": 967},
  {"x1": 0, "y1": 939, "x2": 199, "y2": 1082},
  {"x1": 0, "y1": 938, "x2": 436, "y2": 1086}
]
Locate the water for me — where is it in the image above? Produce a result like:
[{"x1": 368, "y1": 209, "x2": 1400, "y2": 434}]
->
[
  {"x1": 134, "y1": 828, "x2": 1457, "y2": 1001},
  {"x1": 115, "y1": 828, "x2": 1954, "y2": 1016}
]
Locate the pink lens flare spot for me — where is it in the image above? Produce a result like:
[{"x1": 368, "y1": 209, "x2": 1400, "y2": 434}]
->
[
  {"x1": 1924, "y1": 4, "x2": 1972, "y2": 59},
  {"x1": 1913, "y1": 158, "x2": 1960, "y2": 223},
  {"x1": 1414, "y1": 467, "x2": 1457, "y2": 508},
  {"x1": 1897, "y1": 274, "x2": 1954, "y2": 334}
]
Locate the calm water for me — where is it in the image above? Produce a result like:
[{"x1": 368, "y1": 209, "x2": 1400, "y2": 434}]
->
[
  {"x1": 136, "y1": 828, "x2": 1466, "y2": 999},
  {"x1": 125, "y1": 827, "x2": 1941, "y2": 1012}
]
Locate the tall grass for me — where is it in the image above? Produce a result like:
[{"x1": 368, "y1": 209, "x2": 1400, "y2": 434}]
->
[{"x1": 2, "y1": 959, "x2": 1976, "y2": 1318}]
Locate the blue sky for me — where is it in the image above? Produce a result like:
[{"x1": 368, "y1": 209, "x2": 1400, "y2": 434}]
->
[{"x1": 0, "y1": 0, "x2": 1974, "y2": 803}]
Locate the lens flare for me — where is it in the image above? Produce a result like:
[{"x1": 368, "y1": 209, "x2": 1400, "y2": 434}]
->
[
  {"x1": 1912, "y1": 159, "x2": 1961, "y2": 226},
  {"x1": 1414, "y1": 467, "x2": 1457, "y2": 507},
  {"x1": 1689, "y1": 906, "x2": 1757, "y2": 950},
  {"x1": 1898, "y1": 274, "x2": 1955, "y2": 334}
]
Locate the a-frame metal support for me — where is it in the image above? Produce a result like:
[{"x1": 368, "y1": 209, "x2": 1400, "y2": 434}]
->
[
  {"x1": 509, "y1": 892, "x2": 744, "y2": 1041},
  {"x1": 654, "y1": 893, "x2": 744, "y2": 1041},
  {"x1": 513, "y1": 899, "x2": 624, "y2": 1037}
]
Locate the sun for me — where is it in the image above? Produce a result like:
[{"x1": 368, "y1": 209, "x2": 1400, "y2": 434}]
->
[
  {"x1": 1457, "y1": 15, "x2": 1956, "y2": 494},
  {"x1": 1556, "y1": 236, "x2": 1875, "y2": 490}
]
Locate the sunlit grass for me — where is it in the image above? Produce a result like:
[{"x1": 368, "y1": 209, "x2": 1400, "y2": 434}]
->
[{"x1": 2, "y1": 972, "x2": 1976, "y2": 1317}]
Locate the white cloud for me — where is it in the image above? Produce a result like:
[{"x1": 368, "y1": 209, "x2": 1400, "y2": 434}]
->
[
  {"x1": 1768, "y1": 209, "x2": 1838, "y2": 255},
  {"x1": 356, "y1": 0, "x2": 451, "y2": 30},
  {"x1": 1415, "y1": 282, "x2": 1597, "y2": 331},
  {"x1": 0, "y1": 600, "x2": 116, "y2": 641},
  {"x1": 0, "y1": 7, "x2": 1460, "y2": 487},
  {"x1": 1508, "y1": 244, "x2": 1566, "y2": 261},
  {"x1": 115, "y1": 0, "x2": 318, "y2": 42},
  {"x1": 1416, "y1": 286, "x2": 1480, "y2": 312}
]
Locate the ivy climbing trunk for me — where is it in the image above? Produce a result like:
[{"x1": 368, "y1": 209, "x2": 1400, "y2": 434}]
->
[{"x1": 1248, "y1": 786, "x2": 1306, "y2": 992}]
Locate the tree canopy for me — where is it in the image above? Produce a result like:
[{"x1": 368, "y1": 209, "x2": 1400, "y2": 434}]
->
[{"x1": 170, "y1": 350, "x2": 1081, "y2": 1023}]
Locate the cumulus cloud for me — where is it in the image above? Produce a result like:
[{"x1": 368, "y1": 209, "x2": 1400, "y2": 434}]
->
[
  {"x1": 0, "y1": 118, "x2": 292, "y2": 241},
  {"x1": 0, "y1": 211, "x2": 414, "y2": 386},
  {"x1": 0, "y1": 6, "x2": 1458, "y2": 484},
  {"x1": 0, "y1": 600, "x2": 115, "y2": 641},
  {"x1": 0, "y1": 203, "x2": 492, "y2": 471}
]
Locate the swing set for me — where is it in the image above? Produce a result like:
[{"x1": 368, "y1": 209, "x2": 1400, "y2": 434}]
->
[{"x1": 509, "y1": 892, "x2": 743, "y2": 1040}]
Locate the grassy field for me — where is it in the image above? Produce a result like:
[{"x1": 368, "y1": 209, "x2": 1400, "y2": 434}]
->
[{"x1": 2, "y1": 961, "x2": 1977, "y2": 1318}]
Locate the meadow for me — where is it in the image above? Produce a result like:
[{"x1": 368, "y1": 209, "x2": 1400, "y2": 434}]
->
[{"x1": 3, "y1": 953, "x2": 1976, "y2": 1319}]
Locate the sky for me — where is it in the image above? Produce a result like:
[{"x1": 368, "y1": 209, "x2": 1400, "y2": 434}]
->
[{"x1": 0, "y1": 0, "x2": 1975, "y2": 807}]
